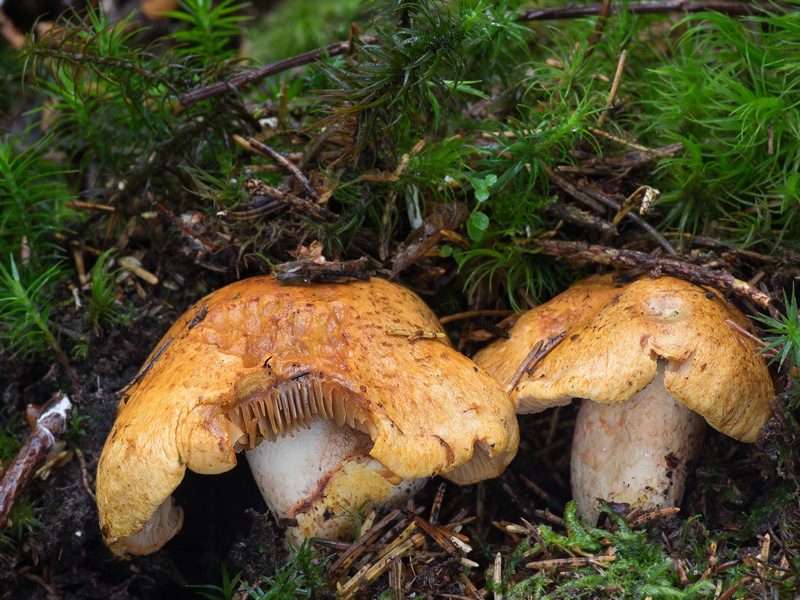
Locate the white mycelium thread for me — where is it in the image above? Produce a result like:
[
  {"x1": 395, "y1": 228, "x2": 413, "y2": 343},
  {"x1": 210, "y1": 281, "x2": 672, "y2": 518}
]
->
[{"x1": 36, "y1": 394, "x2": 72, "y2": 447}]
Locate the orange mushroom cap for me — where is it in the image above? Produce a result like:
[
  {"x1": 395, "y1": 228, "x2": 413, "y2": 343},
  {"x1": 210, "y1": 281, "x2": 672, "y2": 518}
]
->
[
  {"x1": 97, "y1": 276, "x2": 518, "y2": 555},
  {"x1": 475, "y1": 273, "x2": 773, "y2": 441}
]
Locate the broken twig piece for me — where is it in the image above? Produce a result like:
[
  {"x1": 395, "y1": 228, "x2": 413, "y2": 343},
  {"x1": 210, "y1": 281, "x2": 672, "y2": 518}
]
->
[
  {"x1": 0, "y1": 393, "x2": 72, "y2": 529},
  {"x1": 522, "y1": 239, "x2": 773, "y2": 308},
  {"x1": 388, "y1": 329, "x2": 448, "y2": 342},
  {"x1": 506, "y1": 333, "x2": 566, "y2": 393}
]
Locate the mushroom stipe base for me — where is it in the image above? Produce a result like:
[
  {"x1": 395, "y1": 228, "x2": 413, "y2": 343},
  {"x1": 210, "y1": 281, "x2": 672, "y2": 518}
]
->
[{"x1": 246, "y1": 419, "x2": 427, "y2": 547}]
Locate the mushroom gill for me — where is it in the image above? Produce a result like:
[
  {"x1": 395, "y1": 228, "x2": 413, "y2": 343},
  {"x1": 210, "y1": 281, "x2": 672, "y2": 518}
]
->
[
  {"x1": 112, "y1": 496, "x2": 184, "y2": 556},
  {"x1": 442, "y1": 440, "x2": 512, "y2": 486},
  {"x1": 225, "y1": 371, "x2": 379, "y2": 452}
]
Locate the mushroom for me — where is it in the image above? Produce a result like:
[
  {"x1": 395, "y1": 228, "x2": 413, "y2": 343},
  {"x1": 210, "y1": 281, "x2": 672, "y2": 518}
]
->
[
  {"x1": 97, "y1": 276, "x2": 518, "y2": 555},
  {"x1": 474, "y1": 273, "x2": 773, "y2": 522}
]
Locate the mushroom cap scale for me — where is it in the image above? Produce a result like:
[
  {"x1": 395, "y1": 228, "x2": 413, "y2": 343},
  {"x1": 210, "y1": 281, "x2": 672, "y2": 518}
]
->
[
  {"x1": 97, "y1": 276, "x2": 518, "y2": 554},
  {"x1": 476, "y1": 274, "x2": 773, "y2": 442}
]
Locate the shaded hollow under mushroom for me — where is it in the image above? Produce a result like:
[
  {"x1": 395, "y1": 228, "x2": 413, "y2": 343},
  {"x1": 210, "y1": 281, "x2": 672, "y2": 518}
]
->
[
  {"x1": 97, "y1": 276, "x2": 518, "y2": 555},
  {"x1": 474, "y1": 273, "x2": 774, "y2": 522}
]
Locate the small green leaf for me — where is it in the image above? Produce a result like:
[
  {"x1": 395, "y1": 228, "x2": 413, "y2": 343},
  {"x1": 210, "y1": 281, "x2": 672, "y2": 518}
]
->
[
  {"x1": 439, "y1": 79, "x2": 489, "y2": 99},
  {"x1": 471, "y1": 211, "x2": 490, "y2": 231},
  {"x1": 470, "y1": 174, "x2": 498, "y2": 203}
]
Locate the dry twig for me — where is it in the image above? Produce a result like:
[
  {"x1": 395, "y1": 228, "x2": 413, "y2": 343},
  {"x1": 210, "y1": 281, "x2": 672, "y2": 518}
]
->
[
  {"x1": 597, "y1": 50, "x2": 627, "y2": 127},
  {"x1": 239, "y1": 136, "x2": 318, "y2": 200},
  {"x1": 526, "y1": 555, "x2": 617, "y2": 569},
  {"x1": 0, "y1": 393, "x2": 72, "y2": 528},
  {"x1": 544, "y1": 165, "x2": 677, "y2": 256},
  {"x1": 517, "y1": 0, "x2": 785, "y2": 21},
  {"x1": 328, "y1": 509, "x2": 403, "y2": 580},
  {"x1": 521, "y1": 239, "x2": 773, "y2": 308},
  {"x1": 179, "y1": 34, "x2": 380, "y2": 106},
  {"x1": 439, "y1": 309, "x2": 515, "y2": 325},
  {"x1": 506, "y1": 333, "x2": 566, "y2": 393},
  {"x1": 152, "y1": 199, "x2": 220, "y2": 252},
  {"x1": 387, "y1": 329, "x2": 448, "y2": 341}
]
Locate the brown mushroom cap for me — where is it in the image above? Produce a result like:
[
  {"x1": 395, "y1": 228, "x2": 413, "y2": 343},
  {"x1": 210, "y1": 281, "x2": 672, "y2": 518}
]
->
[
  {"x1": 475, "y1": 274, "x2": 773, "y2": 442},
  {"x1": 97, "y1": 276, "x2": 518, "y2": 555}
]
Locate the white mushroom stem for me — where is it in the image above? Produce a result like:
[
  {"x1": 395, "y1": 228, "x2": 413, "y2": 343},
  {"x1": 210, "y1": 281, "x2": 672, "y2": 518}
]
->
[
  {"x1": 570, "y1": 364, "x2": 706, "y2": 523},
  {"x1": 246, "y1": 419, "x2": 426, "y2": 547}
]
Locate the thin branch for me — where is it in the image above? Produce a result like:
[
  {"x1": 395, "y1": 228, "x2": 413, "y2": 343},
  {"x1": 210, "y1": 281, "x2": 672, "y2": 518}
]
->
[
  {"x1": 597, "y1": 50, "x2": 628, "y2": 127},
  {"x1": 547, "y1": 202, "x2": 617, "y2": 237},
  {"x1": 439, "y1": 309, "x2": 515, "y2": 325},
  {"x1": 507, "y1": 333, "x2": 566, "y2": 392},
  {"x1": 0, "y1": 393, "x2": 72, "y2": 529},
  {"x1": 517, "y1": 0, "x2": 787, "y2": 21},
  {"x1": 327, "y1": 509, "x2": 403, "y2": 580},
  {"x1": 178, "y1": 34, "x2": 380, "y2": 107},
  {"x1": 521, "y1": 239, "x2": 773, "y2": 308},
  {"x1": 584, "y1": 0, "x2": 613, "y2": 60},
  {"x1": 152, "y1": 199, "x2": 220, "y2": 252},
  {"x1": 241, "y1": 136, "x2": 318, "y2": 199},
  {"x1": 545, "y1": 165, "x2": 678, "y2": 256}
]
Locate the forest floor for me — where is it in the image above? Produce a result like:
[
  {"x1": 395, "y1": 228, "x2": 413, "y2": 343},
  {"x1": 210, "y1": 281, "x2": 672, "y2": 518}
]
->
[{"x1": 0, "y1": 0, "x2": 799, "y2": 598}]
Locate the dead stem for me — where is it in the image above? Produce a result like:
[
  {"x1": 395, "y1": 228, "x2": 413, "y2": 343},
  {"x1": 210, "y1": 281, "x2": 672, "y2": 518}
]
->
[
  {"x1": 328, "y1": 509, "x2": 403, "y2": 581},
  {"x1": 151, "y1": 199, "x2": 220, "y2": 252},
  {"x1": 0, "y1": 393, "x2": 72, "y2": 528},
  {"x1": 587, "y1": 126, "x2": 674, "y2": 158},
  {"x1": 626, "y1": 506, "x2": 680, "y2": 527},
  {"x1": 597, "y1": 50, "x2": 627, "y2": 127},
  {"x1": 339, "y1": 533, "x2": 425, "y2": 599},
  {"x1": 387, "y1": 329, "x2": 448, "y2": 341},
  {"x1": 610, "y1": 186, "x2": 659, "y2": 226},
  {"x1": 506, "y1": 333, "x2": 566, "y2": 393},
  {"x1": 520, "y1": 473, "x2": 565, "y2": 513},
  {"x1": 492, "y1": 552, "x2": 502, "y2": 600},
  {"x1": 547, "y1": 202, "x2": 617, "y2": 236},
  {"x1": 725, "y1": 319, "x2": 776, "y2": 358},
  {"x1": 525, "y1": 555, "x2": 617, "y2": 569},
  {"x1": 176, "y1": 1, "x2": 792, "y2": 110},
  {"x1": 240, "y1": 136, "x2": 318, "y2": 200},
  {"x1": 178, "y1": 34, "x2": 380, "y2": 106},
  {"x1": 717, "y1": 576, "x2": 753, "y2": 600},
  {"x1": 74, "y1": 447, "x2": 96, "y2": 502},
  {"x1": 535, "y1": 509, "x2": 567, "y2": 528},
  {"x1": 117, "y1": 338, "x2": 173, "y2": 400},
  {"x1": 583, "y1": 0, "x2": 613, "y2": 60},
  {"x1": 544, "y1": 164, "x2": 677, "y2": 256},
  {"x1": 517, "y1": 0, "x2": 784, "y2": 22},
  {"x1": 429, "y1": 482, "x2": 446, "y2": 526},
  {"x1": 390, "y1": 202, "x2": 469, "y2": 279},
  {"x1": 521, "y1": 238, "x2": 773, "y2": 308}
]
